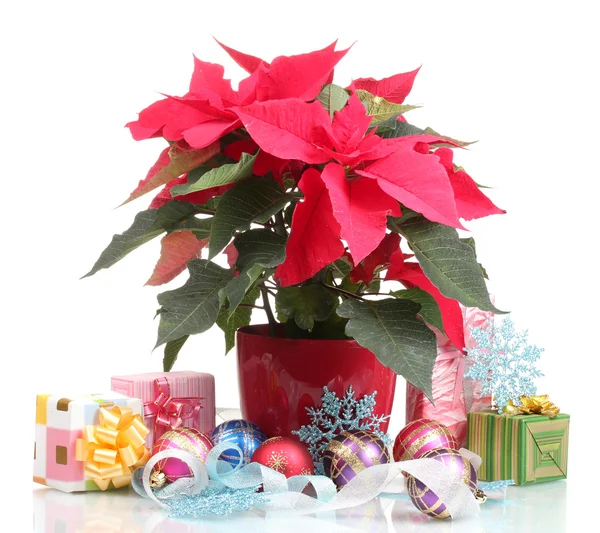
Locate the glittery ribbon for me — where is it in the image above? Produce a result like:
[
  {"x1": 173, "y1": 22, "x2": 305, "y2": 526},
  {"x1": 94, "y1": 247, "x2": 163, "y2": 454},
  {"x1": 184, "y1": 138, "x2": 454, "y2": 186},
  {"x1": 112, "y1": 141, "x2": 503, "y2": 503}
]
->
[
  {"x1": 75, "y1": 405, "x2": 150, "y2": 490},
  {"x1": 143, "y1": 377, "x2": 202, "y2": 441},
  {"x1": 132, "y1": 445, "x2": 482, "y2": 519},
  {"x1": 502, "y1": 395, "x2": 560, "y2": 418}
]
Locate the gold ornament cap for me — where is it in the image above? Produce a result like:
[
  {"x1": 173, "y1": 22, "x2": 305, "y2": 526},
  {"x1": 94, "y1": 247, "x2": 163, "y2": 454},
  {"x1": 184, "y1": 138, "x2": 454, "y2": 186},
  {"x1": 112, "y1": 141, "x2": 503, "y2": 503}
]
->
[{"x1": 150, "y1": 471, "x2": 167, "y2": 488}]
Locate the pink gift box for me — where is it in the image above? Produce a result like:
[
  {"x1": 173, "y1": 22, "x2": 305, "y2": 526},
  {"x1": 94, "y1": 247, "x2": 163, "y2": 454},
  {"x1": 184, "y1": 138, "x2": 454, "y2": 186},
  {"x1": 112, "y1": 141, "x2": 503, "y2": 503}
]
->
[
  {"x1": 111, "y1": 371, "x2": 215, "y2": 447},
  {"x1": 405, "y1": 307, "x2": 492, "y2": 446}
]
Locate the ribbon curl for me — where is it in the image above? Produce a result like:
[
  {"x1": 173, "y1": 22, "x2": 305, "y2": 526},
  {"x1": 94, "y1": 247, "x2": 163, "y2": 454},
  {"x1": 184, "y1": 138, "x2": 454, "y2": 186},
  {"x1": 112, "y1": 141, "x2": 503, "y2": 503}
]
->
[
  {"x1": 503, "y1": 395, "x2": 560, "y2": 418},
  {"x1": 144, "y1": 377, "x2": 202, "y2": 441},
  {"x1": 76, "y1": 405, "x2": 150, "y2": 490}
]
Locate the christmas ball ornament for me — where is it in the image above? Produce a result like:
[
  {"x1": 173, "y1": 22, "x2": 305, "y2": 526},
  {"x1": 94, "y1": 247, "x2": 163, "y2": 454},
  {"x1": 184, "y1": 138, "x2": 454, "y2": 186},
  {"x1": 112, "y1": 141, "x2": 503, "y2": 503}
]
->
[
  {"x1": 251, "y1": 437, "x2": 314, "y2": 477},
  {"x1": 151, "y1": 428, "x2": 213, "y2": 486},
  {"x1": 407, "y1": 447, "x2": 478, "y2": 520},
  {"x1": 323, "y1": 430, "x2": 391, "y2": 489},
  {"x1": 210, "y1": 419, "x2": 267, "y2": 466},
  {"x1": 393, "y1": 419, "x2": 458, "y2": 462}
]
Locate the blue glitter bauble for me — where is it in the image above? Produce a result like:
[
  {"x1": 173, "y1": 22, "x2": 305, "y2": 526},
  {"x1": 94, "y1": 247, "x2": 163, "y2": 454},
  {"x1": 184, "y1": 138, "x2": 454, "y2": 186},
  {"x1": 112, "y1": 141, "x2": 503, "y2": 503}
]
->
[{"x1": 210, "y1": 419, "x2": 267, "y2": 466}]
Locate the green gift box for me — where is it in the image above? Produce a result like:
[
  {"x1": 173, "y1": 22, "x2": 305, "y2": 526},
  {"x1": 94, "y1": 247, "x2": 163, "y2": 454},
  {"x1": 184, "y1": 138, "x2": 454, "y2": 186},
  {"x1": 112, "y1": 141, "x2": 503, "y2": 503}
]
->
[{"x1": 467, "y1": 410, "x2": 570, "y2": 485}]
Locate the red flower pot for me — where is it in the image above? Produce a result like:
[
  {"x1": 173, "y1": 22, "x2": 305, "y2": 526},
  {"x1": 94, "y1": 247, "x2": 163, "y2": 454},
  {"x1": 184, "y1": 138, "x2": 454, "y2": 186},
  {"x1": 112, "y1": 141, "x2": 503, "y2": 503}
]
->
[{"x1": 236, "y1": 325, "x2": 397, "y2": 438}]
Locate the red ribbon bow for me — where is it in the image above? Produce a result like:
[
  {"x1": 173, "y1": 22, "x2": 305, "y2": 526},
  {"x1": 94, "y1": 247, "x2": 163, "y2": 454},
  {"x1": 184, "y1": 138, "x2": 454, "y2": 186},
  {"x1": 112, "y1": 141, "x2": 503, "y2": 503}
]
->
[{"x1": 144, "y1": 377, "x2": 202, "y2": 441}]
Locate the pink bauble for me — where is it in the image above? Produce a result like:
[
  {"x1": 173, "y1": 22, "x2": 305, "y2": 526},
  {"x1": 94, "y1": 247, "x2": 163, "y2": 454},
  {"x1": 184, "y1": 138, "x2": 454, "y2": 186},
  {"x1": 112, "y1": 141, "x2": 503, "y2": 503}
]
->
[
  {"x1": 393, "y1": 419, "x2": 458, "y2": 462},
  {"x1": 251, "y1": 437, "x2": 314, "y2": 478},
  {"x1": 152, "y1": 428, "x2": 214, "y2": 483}
]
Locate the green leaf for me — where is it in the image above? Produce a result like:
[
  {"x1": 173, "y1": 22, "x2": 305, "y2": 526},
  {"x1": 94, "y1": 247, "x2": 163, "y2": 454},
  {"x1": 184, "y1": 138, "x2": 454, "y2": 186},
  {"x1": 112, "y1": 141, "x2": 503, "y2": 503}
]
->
[
  {"x1": 331, "y1": 257, "x2": 352, "y2": 279},
  {"x1": 225, "y1": 229, "x2": 287, "y2": 315},
  {"x1": 171, "y1": 152, "x2": 257, "y2": 196},
  {"x1": 217, "y1": 287, "x2": 260, "y2": 354},
  {"x1": 363, "y1": 278, "x2": 381, "y2": 294},
  {"x1": 340, "y1": 275, "x2": 361, "y2": 294},
  {"x1": 169, "y1": 216, "x2": 212, "y2": 238},
  {"x1": 163, "y1": 335, "x2": 189, "y2": 371},
  {"x1": 122, "y1": 142, "x2": 220, "y2": 204},
  {"x1": 83, "y1": 202, "x2": 199, "y2": 278},
  {"x1": 399, "y1": 216, "x2": 502, "y2": 313},
  {"x1": 393, "y1": 287, "x2": 444, "y2": 333},
  {"x1": 156, "y1": 259, "x2": 234, "y2": 347},
  {"x1": 461, "y1": 237, "x2": 489, "y2": 279},
  {"x1": 372, "y1": 117, "x2": 425, "y2": 139},
  {"x1": 423, "y1": 127, "x2": 474, "y2": 147},
  {"x1": 372, "y1": 120, "x2": 473, "y2": 147},
  {"x1": 275, "y1": 284, "x2": 338, "y2": 331},
  {"x1": 225, "y1": 264, "x2": 264, "y2": 316},
  {"x1": 356, "y1": 90, "x2": 419, "y2": 123},
  {"x1": 208, "y1": 178, "x2": 289, "y2": 259},
  {"x1": 337, "y1": 298, "x2": 437, "y2": 400},
  {"x1": 283, "y1": 311, "x2": 349, "y2": 340},
  {"x1": 233, "y1": 229, "x2": 287, "y2": 269},
  {"x1": 317, "y1": 84, "x2": 350, "y2": 118},
  {"x1": 387, "y1": 207, "x2": 423, "y2": 229},
  {"x1": 339, "y1": 274, "x2": 381, "y2": 295}
]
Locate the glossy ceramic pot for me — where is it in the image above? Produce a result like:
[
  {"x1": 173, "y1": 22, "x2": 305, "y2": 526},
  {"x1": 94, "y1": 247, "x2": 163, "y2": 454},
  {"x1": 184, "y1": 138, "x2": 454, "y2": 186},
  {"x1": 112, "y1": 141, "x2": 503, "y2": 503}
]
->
[{"x1": 236, "y1": 325, "x2": 397, "y2": 438}]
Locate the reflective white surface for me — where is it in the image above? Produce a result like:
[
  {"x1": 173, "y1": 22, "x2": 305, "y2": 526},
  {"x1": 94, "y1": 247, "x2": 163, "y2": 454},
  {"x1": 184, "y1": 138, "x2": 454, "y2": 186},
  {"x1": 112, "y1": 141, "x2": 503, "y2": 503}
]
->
[{"x1": 32, "y1": 481, "x2": 569, "y2": 533}]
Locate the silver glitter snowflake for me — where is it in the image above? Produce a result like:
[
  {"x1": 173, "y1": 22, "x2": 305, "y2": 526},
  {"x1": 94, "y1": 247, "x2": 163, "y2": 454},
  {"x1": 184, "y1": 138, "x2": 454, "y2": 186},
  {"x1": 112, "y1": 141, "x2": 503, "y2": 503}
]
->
[
  {"x1": 465, "y1": 316, "x2": 544, "y2": 413},
  {"x1": 292, "y1": 386, "x2": 392, "y2": 466}
]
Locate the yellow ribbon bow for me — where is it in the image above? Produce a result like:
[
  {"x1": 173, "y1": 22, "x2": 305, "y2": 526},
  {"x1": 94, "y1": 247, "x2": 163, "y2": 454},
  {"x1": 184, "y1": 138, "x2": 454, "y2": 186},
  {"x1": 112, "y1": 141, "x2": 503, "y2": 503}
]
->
[
  {"x1": 75, "y1": 405, "x2": 151, "y2": 490},
  {"x1": 503, "y1": 395, "x2": 560, "y2": 418}
]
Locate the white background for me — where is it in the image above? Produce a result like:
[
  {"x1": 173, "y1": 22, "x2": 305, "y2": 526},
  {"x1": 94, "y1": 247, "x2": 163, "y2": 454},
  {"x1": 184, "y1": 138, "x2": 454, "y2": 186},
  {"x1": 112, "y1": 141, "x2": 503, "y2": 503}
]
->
[{"x1": 1, "y1": 0, "x2": 599, "y2": 530}]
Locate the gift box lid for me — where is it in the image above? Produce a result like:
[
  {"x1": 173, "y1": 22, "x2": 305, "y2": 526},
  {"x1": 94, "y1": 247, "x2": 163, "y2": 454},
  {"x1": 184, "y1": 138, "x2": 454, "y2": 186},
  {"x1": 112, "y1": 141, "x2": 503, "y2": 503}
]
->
[{"x1": 110, "y1": 371, "x2": 216, "y2": 442}]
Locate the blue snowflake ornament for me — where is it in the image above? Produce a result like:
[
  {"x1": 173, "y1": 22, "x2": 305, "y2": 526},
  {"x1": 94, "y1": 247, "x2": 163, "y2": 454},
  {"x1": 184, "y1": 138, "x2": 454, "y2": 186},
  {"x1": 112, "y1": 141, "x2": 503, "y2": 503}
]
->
[
  {"x1": 292, "y1": 386, "x2": 392, "y2": 464},
  {"x1": 465, "y1": 316, "x2": 544, "y2": 413}
]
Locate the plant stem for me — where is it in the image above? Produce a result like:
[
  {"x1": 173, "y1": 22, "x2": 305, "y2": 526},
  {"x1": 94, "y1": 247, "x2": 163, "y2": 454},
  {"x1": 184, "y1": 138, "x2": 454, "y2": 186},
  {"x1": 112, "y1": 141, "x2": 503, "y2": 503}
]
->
[
  {"x1": 239, "y1": 304, "x2": 264, "y2": 309},
  {"x1": 260, "y1": 284, "x2": 277, "y2": 336},
  {"x1": 273, "y1": 212, "x2": 287, "y2": 236},
  {"x1": 322, "y1": 283, "x2": 367, "y2": 301}
]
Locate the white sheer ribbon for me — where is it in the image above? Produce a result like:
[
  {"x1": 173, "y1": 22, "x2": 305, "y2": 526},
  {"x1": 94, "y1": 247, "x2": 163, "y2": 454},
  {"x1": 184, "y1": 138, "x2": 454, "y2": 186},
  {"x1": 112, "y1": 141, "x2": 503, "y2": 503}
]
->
[{"x1": 132, "y1": 442, "x2": 481, "y2": 519}]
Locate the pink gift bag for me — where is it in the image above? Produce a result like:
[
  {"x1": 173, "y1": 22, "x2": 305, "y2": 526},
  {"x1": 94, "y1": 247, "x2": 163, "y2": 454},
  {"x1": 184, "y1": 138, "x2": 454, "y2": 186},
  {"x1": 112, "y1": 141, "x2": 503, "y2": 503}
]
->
[
  {"x1": 405, "y1": 307, "x2": 492, "y2": 446},
  {"x1": 111, "y1": 371, "x2": 215, "y2": 447}
]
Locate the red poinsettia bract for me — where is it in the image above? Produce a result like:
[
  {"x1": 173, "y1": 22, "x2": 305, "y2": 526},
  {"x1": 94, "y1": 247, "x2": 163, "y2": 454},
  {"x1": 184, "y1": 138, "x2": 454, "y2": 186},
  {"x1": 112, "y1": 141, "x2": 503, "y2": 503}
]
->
[{"x1": 122, "y1": 41, "x2": 504, "y2": 352}]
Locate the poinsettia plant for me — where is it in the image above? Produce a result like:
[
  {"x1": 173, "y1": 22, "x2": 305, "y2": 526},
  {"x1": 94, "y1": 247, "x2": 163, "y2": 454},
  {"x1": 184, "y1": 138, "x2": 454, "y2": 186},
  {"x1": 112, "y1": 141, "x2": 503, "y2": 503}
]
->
[{"x1": 85, "y1": 40, "x2": 505, "y2": 399}]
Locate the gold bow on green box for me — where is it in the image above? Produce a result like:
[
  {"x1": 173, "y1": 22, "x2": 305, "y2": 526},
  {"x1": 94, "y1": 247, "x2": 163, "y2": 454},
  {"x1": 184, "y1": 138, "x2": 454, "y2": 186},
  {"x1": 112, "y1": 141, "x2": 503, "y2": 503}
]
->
[{"x1": 502, "y1": 395, "x2": 560, "y2": 418}]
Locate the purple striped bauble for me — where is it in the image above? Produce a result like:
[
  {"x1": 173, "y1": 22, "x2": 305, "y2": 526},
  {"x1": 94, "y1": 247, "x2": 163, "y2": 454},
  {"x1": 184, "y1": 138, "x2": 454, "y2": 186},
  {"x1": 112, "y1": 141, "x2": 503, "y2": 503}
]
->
[
  {"x1": 323, "y1": 430, "x2": 390, "y2": 489},
  {"x1": 393, "y1": 419, "x2": 458, "y2": 462},
  {"x1": 152, "y1": 428, "x2": 214, "y2": 483},
  {"x1": 407, "y1": 448, "x2": 478, "y2": 520}
]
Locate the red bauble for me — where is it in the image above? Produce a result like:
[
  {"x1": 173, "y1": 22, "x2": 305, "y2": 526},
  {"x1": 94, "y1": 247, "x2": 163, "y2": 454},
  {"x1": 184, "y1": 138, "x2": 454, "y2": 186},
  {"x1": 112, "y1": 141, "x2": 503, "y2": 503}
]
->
[{"x1": 251, "y1": 437, "x2": 314, "y2": 477}]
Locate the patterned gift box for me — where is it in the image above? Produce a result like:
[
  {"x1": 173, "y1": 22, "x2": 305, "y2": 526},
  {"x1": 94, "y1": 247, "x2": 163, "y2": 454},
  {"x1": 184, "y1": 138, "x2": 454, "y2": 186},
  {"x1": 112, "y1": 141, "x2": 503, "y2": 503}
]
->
[
  {"x1": 111, "y1": 371, "x2": 215, "y2": 447},
  {"x1": 467, "y1": 410, "x2": 570, "y2": 485},
  {"x1": 33, "y1": 392, "x2": 145, "y2": 493},
  {"x1": 406, "y1": 306, "x2": 492, "y2": 446}
]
